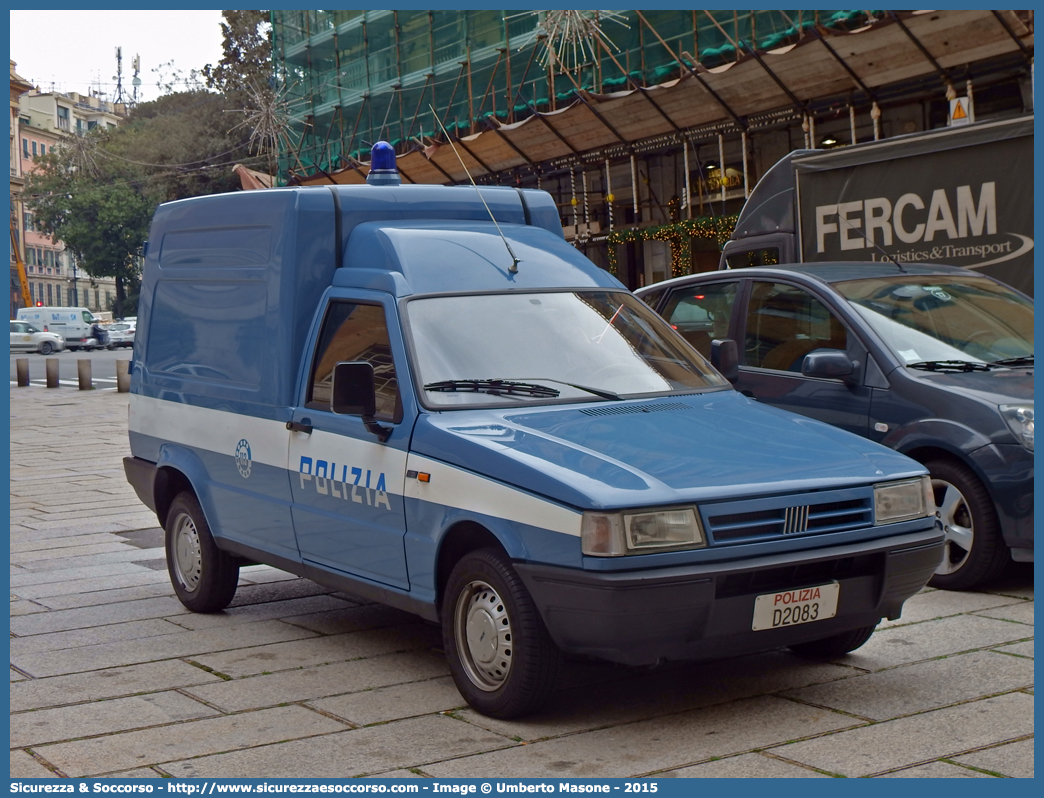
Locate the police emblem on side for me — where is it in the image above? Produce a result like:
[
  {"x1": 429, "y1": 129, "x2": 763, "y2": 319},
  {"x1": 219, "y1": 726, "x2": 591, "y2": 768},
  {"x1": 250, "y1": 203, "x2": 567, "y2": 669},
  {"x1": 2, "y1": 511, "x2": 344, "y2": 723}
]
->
[{"x1": 235, "y1": 439, "x2": 252, "y2": 479}]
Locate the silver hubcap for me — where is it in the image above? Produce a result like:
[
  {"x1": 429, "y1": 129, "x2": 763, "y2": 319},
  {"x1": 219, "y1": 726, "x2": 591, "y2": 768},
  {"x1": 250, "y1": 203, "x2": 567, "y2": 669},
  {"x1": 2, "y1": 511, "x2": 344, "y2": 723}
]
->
[
  {"x1": 933, "y1": 478, "x2": 974, "y2": 575},
  {"x1": 171, "y1": 512, "x2": 203, "y2": 592},
  {"x1": 454, "y1": 580, "x2": 513, "y2": 691}
]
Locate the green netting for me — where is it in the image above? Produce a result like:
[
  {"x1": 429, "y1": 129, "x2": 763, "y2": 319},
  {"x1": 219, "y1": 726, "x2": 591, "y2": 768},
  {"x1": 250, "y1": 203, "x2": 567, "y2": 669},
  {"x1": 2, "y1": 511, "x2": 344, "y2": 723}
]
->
[{"x1": 273, "y1": 10, "x2": 873, "y2": 175}]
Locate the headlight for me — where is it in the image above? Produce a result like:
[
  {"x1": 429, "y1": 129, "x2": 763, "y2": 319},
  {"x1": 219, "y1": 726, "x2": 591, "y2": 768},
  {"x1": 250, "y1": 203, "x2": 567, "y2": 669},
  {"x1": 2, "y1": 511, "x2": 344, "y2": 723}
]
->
[
  {"x1": 999, "y1": 404, "x2": 1033, "y2": 451},
  {"x1": 874, "y1": 476, "x2": 933, "y2": 525},
  {"x1": 582, "y1": 508, "x2": 705, "y2": 556}
]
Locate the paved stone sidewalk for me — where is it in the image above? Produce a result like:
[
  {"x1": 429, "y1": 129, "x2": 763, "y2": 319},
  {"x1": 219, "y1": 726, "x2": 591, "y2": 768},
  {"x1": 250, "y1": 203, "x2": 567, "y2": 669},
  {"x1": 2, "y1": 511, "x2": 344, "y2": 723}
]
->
[{"x1": 9, "y1": 386, "x2": 1034, "y2": 779}]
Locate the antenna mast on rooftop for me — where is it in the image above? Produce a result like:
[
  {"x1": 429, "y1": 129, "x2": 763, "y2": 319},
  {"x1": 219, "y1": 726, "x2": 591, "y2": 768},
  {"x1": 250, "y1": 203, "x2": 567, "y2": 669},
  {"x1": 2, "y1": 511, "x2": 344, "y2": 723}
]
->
[
  {"x1": 112, "y1": 47, "x2": 126, "y2": 104},
  {"x1": 130, "y1": 55, "x2": 142, "y2": 107}
]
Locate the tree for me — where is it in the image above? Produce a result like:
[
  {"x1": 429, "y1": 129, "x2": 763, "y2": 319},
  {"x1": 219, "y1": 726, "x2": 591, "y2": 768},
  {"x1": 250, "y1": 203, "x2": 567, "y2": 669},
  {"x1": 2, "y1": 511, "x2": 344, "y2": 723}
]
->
[
  {"x1": 202, "y1": 10, "x2": 272, "y2": 100},
  {"x1": 24, "y1": 91, "x2": 254, "y2": 317},
  {"x1": 23, "y1": 11, "x2": 277, "y2": 318},
  {"x1": 25, "y1": 134, "x2": 154, "y2": 319}
]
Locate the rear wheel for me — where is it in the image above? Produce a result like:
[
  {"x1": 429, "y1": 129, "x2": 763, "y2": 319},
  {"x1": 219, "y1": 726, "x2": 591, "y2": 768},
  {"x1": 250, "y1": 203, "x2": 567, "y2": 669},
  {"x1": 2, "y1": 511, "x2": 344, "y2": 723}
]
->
[
  {"x1": 442, "y1": 548, "x2": 561, "y2": 719},
  {"x1": 165, "y1": 491, "x2": 239, "y2": 612},
  {"x1": 926, "y1": 459, "x2": 1008, "y2": 591},
  {"x1": 789, "y1": 624, "x2": 877, "y2": 659}
]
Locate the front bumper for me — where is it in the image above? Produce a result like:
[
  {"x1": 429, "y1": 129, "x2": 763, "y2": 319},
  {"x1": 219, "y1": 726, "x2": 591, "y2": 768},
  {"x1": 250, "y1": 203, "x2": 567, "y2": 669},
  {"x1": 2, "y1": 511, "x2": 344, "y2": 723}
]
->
[{"x1": 515, "y1": 525, "x2": 942, "y2": 666}]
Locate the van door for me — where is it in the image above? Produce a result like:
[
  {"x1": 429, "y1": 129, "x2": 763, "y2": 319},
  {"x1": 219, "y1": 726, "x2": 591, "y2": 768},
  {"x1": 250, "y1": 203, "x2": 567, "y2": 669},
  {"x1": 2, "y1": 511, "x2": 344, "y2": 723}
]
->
[{"x1": 288, "y1": 295, "x2": 412, "y2": 589}]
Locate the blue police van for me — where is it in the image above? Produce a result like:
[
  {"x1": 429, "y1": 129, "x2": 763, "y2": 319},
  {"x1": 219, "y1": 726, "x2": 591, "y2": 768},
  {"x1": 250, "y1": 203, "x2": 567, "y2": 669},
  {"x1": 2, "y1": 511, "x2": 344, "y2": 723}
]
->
[{"x1": 124, "y1": 144, "x2": 943, "y2": 718}]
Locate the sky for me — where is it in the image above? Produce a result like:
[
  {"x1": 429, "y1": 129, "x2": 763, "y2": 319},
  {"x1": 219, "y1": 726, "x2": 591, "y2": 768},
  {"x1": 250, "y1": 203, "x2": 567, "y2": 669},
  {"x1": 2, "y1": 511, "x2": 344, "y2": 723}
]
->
[{"x1": 10, "y1": 9, "x2": 227, "y2": 104}]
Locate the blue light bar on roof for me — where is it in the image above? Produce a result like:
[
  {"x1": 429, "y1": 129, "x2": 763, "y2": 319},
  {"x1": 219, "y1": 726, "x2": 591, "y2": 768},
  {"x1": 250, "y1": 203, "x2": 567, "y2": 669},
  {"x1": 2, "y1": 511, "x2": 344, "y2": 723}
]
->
[{"x1": 366, "y1": 141, "x2": 401, "y2": 186}]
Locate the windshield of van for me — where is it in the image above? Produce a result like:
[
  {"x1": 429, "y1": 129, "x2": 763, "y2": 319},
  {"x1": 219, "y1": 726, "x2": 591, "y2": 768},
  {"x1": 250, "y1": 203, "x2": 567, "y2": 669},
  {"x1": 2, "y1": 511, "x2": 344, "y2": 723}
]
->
[
  {"x1": 406, "y1": 290, "x2": 728, "y2": 406},
  {"x1": 834, "y1": 275, "x2": 1033, "y2": 366}
]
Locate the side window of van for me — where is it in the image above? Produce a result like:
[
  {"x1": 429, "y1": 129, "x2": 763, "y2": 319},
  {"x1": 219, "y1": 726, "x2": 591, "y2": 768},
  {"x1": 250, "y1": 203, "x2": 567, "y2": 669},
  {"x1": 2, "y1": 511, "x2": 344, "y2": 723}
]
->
[
  {"x1": 661, "y1": 281, "x2": 739, "y2": 359},
  {"x1": 307, "y1": 302, "x2": 400, "y2": 421}
]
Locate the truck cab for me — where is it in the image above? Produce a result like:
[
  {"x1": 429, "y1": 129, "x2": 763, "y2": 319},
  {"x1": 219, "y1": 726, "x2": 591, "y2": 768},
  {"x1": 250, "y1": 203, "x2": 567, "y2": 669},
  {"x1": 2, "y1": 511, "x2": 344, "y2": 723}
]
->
[{"x1": 125, "y1": 145, "x2": 943, "y2": 719}]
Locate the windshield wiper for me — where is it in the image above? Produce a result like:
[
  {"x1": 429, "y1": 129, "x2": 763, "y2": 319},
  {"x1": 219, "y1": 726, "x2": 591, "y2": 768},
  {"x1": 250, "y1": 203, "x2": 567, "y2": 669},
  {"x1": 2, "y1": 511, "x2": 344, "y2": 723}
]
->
[
  {"x1": 990, "y1": 355, "x2": 1034, "y2": 368},
  {"x1": 424, "y1": 379, "x2": 560, "y2": 398},
  {"x1": 908, "y1": 360, "x2": 993, "y2": 373},
  {"x1": 502, "y1": 377, "x2": 624, "y2": 401}
]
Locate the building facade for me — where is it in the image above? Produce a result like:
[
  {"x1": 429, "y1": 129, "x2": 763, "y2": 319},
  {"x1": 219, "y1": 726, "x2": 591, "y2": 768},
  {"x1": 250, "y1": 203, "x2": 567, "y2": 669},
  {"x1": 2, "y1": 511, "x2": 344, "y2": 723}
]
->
[
  {"x1": 273, "y1": 10, "x2": 1034, "y2": 289},
  {"x1": 12, "y1": 88, "x2": 126, "y2": 317},
  {"x1": 10, "y1": 61, "x2": 33, "y2": 318}
]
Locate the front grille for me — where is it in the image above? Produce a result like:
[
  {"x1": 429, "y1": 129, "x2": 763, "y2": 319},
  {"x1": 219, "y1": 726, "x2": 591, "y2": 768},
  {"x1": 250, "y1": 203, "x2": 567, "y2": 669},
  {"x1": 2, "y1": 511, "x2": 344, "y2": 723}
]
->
[{"x1": 703, "y1": 490, "x2": 873, "y2": 544}]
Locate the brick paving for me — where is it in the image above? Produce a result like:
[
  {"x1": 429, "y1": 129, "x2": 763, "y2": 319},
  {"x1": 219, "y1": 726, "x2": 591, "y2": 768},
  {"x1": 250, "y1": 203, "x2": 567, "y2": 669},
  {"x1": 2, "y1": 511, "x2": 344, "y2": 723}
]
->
[{"x1": 9, "y1": 384, "x2": 1034, "y2": 779}]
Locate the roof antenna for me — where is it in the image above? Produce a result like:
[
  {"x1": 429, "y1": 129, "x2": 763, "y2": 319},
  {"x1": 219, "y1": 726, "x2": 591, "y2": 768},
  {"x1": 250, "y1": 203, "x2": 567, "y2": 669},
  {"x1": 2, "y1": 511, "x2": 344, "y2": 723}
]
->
[{"x1": 429, "y1": 104, "x2": 521, "y2": 274}]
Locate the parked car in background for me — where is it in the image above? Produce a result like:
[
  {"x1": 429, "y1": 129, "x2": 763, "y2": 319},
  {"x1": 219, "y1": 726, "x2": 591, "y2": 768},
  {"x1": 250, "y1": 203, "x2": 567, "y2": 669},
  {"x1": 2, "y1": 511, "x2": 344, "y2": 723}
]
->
[
  {"x1": 637, "y1": 262, "x2": 1033, "y2": 590},
  {"x1": 107, "y1": 322, "x2": 135, "y2": 348},
  {"x1": 9, "y1": 320, "x2": 65, "y2": 355}
]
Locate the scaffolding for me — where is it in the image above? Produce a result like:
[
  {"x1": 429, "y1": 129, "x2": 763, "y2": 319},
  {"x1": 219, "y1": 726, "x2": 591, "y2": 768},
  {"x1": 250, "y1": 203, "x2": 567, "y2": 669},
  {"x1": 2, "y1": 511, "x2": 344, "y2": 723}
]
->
[{"x1": 272, "y1": 10, "x2": 870, "y2": 178}]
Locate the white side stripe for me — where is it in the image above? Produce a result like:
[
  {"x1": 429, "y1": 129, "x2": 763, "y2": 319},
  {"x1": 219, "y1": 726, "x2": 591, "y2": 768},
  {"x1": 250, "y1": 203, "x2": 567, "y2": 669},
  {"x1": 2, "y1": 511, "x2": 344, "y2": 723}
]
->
[
  {"x1": 130, "y1": 395, "x2": 290, "y2": 469},
  {"x1": 405, "y1": 453, "x2": 583, "y2": 537}
]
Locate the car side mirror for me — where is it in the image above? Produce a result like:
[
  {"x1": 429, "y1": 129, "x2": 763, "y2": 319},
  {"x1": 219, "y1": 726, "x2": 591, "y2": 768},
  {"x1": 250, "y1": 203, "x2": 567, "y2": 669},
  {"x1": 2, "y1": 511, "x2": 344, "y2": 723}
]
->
[
  {"x1": 332, "y1": 362, "x2": 391, "y2": 441},
  {"x1": 802, "y1": 349, "x2": 857, "y2": 382},
  {"x1": 710, "y1": 338, "x2": 739, "y2": 383}
]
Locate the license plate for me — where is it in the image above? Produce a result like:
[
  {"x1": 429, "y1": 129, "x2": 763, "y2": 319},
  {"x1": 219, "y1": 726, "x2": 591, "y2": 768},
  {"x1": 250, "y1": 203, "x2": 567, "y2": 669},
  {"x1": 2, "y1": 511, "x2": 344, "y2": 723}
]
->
[{"x1": 752, "y1": 582, "x2": 840, "y2": 631}]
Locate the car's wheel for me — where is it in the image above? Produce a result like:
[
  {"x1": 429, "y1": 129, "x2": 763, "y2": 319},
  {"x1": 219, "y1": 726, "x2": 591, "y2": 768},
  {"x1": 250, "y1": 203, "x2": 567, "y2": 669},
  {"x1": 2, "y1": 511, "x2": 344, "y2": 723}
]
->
[
  {"x1": 442, "y1": 548, "x2": 561, "y2": 719},
  {"x1": 165, "y1": 491, "x2": 239, "y2": 612},
  {"x1": 925, "y1": 458, "x2": 1008, "y2": 591},
  {"x1": 38, "y1": 341, "x2": 53, "y2": 355},
  {"x1": 789, "y1": 624, "x2": 877, "y2": 659}
]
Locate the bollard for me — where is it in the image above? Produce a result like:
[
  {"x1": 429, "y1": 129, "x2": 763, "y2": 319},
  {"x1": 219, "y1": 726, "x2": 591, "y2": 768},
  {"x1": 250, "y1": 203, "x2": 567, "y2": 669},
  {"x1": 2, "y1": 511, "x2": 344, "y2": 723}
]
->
[
  {"x1": 77, "y1": 358, "x2": 93, "y2": 390},
  {"x1": 16, "y1": 358, "x2": 29, "y2": 387},
  {"x1": 45, "y1": 358, "x2": 60, "y2": 388},
  {"x1": 116, "y1": 360, "x2": 130, "y2": 393}
]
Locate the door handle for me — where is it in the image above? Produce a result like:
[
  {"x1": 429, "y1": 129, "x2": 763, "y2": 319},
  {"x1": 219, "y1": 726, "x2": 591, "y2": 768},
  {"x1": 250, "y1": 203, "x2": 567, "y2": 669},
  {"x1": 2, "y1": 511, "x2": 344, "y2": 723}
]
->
[{"x1": 286, "y1": 420, "x2": 313, "y2": 434}]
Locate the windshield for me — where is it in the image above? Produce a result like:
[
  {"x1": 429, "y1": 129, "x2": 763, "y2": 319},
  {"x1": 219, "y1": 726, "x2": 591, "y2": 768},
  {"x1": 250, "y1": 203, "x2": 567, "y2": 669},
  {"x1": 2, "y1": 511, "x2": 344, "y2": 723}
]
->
[
  {"x1": 834, "y1": 275, "x2": 1033, "y2": 365},
  {"x1": 406, "y1": 290, "x2": 727, "y2": 407}
]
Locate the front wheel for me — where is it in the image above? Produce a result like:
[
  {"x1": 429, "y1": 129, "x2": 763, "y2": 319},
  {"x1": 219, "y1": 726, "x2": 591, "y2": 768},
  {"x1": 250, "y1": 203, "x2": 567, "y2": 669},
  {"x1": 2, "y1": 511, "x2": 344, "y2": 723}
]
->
[
  {"x1": 442, "y1": 549, "x2": 561, "y2": 719},
  {"x1": 38, "y1": 341, "x2": 53, "y2": 355},
  {"x1": 926, "y1": 459, "x2": 1008, "y2": 591},
  {"x1": 165, "y1": 491, "x2": 239, "y2": 612},
  {"x1": 789, "y1": 624, "x2": 877, "y2": 659}
]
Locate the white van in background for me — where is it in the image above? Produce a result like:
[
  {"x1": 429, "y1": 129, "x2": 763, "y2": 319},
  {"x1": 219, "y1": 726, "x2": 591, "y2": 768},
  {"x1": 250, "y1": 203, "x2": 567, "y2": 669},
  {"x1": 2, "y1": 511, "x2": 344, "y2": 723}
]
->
[{"x1": 16, "y1": 307, "x2": 99, "y2": 350}]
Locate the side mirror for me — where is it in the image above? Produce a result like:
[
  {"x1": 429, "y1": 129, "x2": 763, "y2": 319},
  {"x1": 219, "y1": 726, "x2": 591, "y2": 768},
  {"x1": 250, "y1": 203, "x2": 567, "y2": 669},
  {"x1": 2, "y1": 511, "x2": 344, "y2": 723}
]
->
[
  {"x1": 802, "y1": 349, "x2": 856, "y2": 382},
  {"x1": 332, "y1": 361, "x2": 377, "y2": 416},
  {"x1": 710, "y1": 338, "x2": 739, "y2": 383},
  {"x1": 332, "y1": 362, "x2": 391, "y2": 441}
]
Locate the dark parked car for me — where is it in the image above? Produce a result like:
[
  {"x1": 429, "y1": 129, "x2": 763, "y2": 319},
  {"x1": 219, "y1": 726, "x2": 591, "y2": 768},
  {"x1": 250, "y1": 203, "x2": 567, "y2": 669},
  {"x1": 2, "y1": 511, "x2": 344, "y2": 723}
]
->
[{"x1": 637, "y1": 262, "x2": 1033, "y2": 590}]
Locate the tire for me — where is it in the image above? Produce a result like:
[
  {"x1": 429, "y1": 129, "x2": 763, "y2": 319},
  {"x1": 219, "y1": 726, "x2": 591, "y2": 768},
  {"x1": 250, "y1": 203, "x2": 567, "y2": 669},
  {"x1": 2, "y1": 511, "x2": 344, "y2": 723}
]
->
[
  {"x1": 441, "y1": 548, "x2": 561, "y2": 719},
  {"x1": 38, "y1": 341, "x2": 53, "y2": 355},
  {"x1": 165, "y1": 491, "x2": 239, "y2": 612},
  {"x1": 789, "y1": 624, "x2": 877, "y2": 659},
  {"x1": 925, "y1": 458, "x2": 1008, "y2": 591}
]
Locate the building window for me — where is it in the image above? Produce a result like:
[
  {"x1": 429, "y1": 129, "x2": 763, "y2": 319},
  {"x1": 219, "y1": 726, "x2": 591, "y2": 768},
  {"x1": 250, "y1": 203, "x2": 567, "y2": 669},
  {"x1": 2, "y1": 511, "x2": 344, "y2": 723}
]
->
[
  {"x1": 22, "y1": 138, "x2": 28, "y2": 157},
  {"x1": 46, "y1": 283, "x2": 53, "y2": 305},
  {"x1": 88, "y1": 120, "x2": 97, "y2": 131},
  {"x1": 68, "y1": 288, "x2": 75, "y2": 306},
  {"x1": 57, "y1": 106, "x2": 70, "y2": 130},
  {"x1": 31, "y1": 141, "x2": 37, "y2": 157},
  {"x1": 95, "y1": 289, "x2": 100, "y2": 308},
  {"x1": 40, "y1": 144, "x2": 45, "y2": 156},
  {"x1": 23, "y1": 212, "x2": 33, "y2": 232}
]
